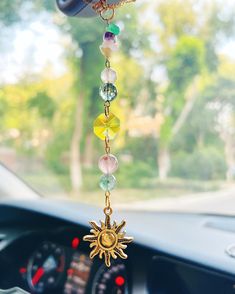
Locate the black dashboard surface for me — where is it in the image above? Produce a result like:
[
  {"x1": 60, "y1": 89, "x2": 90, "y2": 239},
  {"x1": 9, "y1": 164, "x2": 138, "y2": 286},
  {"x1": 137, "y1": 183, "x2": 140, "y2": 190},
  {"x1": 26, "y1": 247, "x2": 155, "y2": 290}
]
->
[{"x1": 0, "y1": 199, "x2": 235, "y2": 293}]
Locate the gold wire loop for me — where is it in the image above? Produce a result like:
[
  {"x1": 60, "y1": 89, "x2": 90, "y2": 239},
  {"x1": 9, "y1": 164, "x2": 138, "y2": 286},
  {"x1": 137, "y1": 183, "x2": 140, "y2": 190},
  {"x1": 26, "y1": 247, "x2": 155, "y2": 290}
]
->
[
  {"x1": 104, "y1": 106, "x2": 109, "y2": 117},
  {"x1": 105, "y1": 191, "x2": 111, "y2": 207},
  {"x1": 99, "y1": 7, "x2": 115, "y2": 22},
  {"x1": 104, "y1": 206, "x2": 113, "y2": 216},
  {"x1": 83, "y1": 0, "x2": 135, "y2": 25},
  {"x1": 104, "y1": 101, "x2": 110, "y2": 117},
  {"x1": 105, "y1": 59, "x2": 111, "y2": 68},
  {"x1": 104, "y1": 101, "x2": 110, "y2": 107},
  {"x1": 104, "y1": 190, "x2": 112, "y2": 216},
  {"x1": 104, "y1": 136, "x2": 111, "y2": 154}
]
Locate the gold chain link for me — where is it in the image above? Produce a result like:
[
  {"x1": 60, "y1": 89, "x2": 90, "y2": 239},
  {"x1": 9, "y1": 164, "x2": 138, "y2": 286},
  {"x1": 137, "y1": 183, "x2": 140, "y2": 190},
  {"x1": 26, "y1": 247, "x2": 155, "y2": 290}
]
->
[
  {"x1": 103, "y1": 53, "x2": 112, "y2": 214},
  {"x1": 104, "y1": 190, "x2": 113, "y2": 215},
  {"x1": 105, "y1": 191, "x2": 111, "y2": 207},
  {"x1": 104, "y1": 135, "x2": 111, "y2": 154},
  {"x1": 83, "y1": 0, "x2": 135, "y2": 11},
  {"x1": 105, "y1": 59, "x2": 111, "y2": 68},
  {"x1": 83, "y1": 0, "x2": 136, "y2": 21},
  {"x1": 104, "y1": 101, "x2": 110, "y2": 117}
]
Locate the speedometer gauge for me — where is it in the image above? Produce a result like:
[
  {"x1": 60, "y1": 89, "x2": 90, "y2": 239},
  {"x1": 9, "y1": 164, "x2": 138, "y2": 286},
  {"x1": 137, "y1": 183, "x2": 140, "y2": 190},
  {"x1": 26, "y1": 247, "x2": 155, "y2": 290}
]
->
[
  {"x1": 27, "y1": 241, "x2": 65, "y2": 293},
  {"x1": 92, "y1": 263, "x2": 129, "y2": 294}
]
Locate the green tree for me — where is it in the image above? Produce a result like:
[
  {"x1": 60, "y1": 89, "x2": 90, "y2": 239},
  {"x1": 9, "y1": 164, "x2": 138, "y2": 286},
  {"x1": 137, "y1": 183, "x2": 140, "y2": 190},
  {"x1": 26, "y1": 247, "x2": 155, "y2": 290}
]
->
[
  {"x1": 147, "y1": 0, "x2": 235, "y2": 180},
  {"x1": 0, "y1": 0, "x2": 146, "y2": 194},
  {"x1": 157, "y1": 36, "x2": 206, "y2": 179}
]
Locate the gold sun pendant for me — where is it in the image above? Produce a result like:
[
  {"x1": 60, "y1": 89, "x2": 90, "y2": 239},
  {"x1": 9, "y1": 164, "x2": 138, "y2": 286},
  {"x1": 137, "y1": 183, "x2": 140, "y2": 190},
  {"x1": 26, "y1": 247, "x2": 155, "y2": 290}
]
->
[{"x1": 83, "y1": 215, "x2": 133, "y2": 267}]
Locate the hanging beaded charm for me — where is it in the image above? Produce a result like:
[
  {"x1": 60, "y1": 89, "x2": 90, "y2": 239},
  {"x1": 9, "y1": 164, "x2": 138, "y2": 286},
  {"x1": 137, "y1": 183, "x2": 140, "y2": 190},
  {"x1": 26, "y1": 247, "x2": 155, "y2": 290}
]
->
[{"x1": 83, "y1": 22, "x2": 133, "y2": 267}]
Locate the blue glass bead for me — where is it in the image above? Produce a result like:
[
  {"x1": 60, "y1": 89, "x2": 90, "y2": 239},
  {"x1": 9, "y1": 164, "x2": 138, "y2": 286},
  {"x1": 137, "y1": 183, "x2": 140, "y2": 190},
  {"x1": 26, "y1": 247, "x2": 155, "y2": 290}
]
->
[
  {"x1": 99, "y1": 174, "x2": 116, "y2": 191},
  {"x1": 99, "y1": 83, "x2": 117, "y2": 102}
]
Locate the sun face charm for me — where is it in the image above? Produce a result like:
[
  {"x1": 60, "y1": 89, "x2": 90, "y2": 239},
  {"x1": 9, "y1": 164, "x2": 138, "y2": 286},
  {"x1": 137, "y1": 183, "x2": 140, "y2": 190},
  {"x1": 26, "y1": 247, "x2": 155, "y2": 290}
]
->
[{"x1": 83, "y1": 215, "x2": 133, "y2": 267}]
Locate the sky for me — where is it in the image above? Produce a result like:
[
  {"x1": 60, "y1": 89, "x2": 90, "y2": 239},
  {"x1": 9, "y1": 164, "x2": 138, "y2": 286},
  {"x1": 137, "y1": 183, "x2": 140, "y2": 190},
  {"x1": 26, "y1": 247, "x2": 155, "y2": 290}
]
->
[{"x1": 0, "y1": 15, "x2": 67, "y2": 84}]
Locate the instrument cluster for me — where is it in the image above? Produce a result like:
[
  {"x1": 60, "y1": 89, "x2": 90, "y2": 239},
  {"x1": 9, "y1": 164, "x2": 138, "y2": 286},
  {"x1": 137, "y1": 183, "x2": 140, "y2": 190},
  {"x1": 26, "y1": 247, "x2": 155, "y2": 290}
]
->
[{"x1": 16, "y1": 231, "x2": 129, "y2": 294}]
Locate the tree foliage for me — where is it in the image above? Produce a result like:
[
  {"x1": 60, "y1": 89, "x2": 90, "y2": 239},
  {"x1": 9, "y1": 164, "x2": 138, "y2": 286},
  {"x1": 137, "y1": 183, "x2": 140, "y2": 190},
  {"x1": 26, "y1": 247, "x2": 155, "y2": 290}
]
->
[{"x1": 0, "y1": 0, "x2": 235, "y2": 191}]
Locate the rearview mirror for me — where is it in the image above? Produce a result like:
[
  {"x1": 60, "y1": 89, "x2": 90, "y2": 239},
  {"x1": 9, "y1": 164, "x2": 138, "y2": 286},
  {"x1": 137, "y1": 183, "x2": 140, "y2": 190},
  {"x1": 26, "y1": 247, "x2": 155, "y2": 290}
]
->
[{"x1": 56, "y1": 0, "x2": 120, "y2": 17}]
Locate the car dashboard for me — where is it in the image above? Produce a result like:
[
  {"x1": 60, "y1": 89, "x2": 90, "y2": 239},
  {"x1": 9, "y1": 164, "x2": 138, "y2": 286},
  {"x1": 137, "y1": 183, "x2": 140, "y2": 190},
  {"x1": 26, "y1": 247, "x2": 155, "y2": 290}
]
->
[
  {"x1": 0, "y1": 225, "x2": 132, "y2": 294},
  {"x1": 0, "y1": 200, "x2": 235, "y2": 293}
]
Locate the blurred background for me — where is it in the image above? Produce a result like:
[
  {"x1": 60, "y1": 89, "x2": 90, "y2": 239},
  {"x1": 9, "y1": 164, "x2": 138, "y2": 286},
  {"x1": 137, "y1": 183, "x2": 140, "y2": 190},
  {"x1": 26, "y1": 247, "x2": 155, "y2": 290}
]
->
[{"x1": 0, "y1": 0, "x2": 235, "y2": 210}]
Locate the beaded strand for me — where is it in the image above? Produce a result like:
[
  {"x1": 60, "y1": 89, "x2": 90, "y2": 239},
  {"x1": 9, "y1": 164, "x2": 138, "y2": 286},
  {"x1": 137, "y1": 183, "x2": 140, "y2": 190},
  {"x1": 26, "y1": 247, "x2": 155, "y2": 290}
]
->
[{"x1": 93, "y1": 23, "x2": 121, "y2": 204}]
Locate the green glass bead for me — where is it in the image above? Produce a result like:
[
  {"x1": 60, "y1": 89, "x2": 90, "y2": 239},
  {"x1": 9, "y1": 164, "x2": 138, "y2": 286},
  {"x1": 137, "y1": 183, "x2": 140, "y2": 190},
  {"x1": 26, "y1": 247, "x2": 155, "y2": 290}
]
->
[
  {"x1": 99, "y1": 174, "x2": 116, "y2": 191},
  {"x1": 107, "y1": 23, "x2": 120, "y2": 36},
  {"x1": 99, "y1": 83, "x2": 117, "y2": 101}
]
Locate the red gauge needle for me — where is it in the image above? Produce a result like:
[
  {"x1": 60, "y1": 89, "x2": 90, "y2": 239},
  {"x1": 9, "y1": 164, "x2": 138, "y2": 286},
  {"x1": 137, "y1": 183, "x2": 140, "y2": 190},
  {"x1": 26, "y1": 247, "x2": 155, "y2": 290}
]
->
[{"x1": 32, "y1": 267, "x2": 45, "y2": 285}]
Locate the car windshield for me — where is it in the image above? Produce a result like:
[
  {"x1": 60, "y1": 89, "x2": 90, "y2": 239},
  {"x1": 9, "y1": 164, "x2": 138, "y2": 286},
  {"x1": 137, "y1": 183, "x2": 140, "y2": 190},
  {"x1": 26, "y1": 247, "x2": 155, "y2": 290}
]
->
[{"x1": 0, "y1": 0, "x2": 235, "y2": 215}]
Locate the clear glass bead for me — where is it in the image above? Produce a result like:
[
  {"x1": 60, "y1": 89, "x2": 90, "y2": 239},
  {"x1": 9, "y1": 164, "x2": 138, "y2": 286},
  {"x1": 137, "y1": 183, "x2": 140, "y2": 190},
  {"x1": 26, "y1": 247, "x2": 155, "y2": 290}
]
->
[
  {"x1": 99, "y1": 83, "x2": 117, "y2": 102},
  {"x1": 99, "y1": 174, "x2": 116, "y2": 191},
  {"x1": 98, "y1": 154, "x2": 118, "y2": 174},
  {"x1": 101, "y1": 68, "x2": 117, "y2": 84}
]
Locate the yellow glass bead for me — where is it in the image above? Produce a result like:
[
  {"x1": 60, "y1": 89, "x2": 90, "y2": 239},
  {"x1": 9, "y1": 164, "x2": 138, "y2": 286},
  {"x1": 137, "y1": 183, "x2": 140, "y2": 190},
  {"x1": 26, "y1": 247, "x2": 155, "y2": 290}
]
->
[
  {"x1": 93, "y1": 113, "x2": 120, "y2": 140},
  {"x1": 100, "y1": 46, "x2": 112, "y2": 58}
]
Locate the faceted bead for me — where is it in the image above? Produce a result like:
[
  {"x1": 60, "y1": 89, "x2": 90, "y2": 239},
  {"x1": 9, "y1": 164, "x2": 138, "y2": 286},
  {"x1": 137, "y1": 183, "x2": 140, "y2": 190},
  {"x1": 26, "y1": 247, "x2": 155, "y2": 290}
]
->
[
  {"x1": 99, "y1": 83, "x2": 117, "y2": 101},
  {"x1": 100, "y1": 46, "x2": 112, "y2": 58},
  {"x1": 99, "y1": 174, "x2": 116, "y2": 191},
  {"x1": 93, "y1": 113, "x2": 120, "y2": 140},
  {"x1": 107, "y1": 23, "x2": 120, "y2": 36},
  {"x1": 99, "y1": 154, "x2": 118, "y2": 174},
  {"x1": 101, "y1": 68, "x2": 117, "y2": 84},
  {"x1": 104, "y1": 31, "x2": 115, "y2": 41},
  {"x1": 111, "y1": 42, "x2": 119, "y2": 52},
  {"x1": 101, "y1": 40, "x2": 119, "y2": 52}
]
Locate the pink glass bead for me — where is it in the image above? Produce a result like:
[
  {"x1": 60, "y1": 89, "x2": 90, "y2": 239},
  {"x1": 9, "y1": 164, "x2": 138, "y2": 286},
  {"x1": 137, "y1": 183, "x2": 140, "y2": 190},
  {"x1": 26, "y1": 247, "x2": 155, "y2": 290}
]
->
[
  {"x1": 101, "y1": 68, "x2": 117, "y2": 83},
  {"x1": 98, "y1": 154, "x2": 118, "y2": 174},
  {"x1": 110, "y1": 42, "x2": 119, "y2": 52}
]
